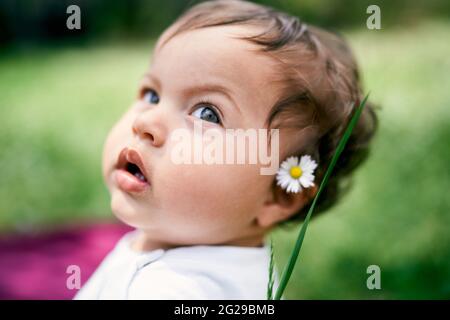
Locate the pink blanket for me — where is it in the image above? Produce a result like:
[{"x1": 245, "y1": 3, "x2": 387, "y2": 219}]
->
[{"x1": 0, "y1": 222, "x2": 132, "y2": 300}]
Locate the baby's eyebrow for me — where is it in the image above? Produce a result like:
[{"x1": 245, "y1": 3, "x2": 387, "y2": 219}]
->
[
  {"x1": 142, "y1": 72, "x2": 240, "y2": 114},
  {"x1": 182, "y1": 83, "x2": 241, "y2": 114},
  {"x1": 142, "y1": 73, "x2": 161, "y2": 91}
]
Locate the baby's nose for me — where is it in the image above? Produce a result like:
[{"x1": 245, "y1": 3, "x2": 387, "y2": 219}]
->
[{"x1": 132, "y1": 110, "x2": 167, "y2": 148}]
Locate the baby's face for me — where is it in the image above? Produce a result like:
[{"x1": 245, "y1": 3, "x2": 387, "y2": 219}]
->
[{"x1": 102, "y1": 25, "x2": 293, "y2": 247}]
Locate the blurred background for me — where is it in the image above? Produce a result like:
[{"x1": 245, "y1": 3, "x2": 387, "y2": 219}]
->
[{"x1": 0, "y1": 0, "x2": 449, "y2": 299}]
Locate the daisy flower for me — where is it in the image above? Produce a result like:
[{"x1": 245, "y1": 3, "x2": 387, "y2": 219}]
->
[{"x1": 276, "y1": 155, "x2": 318, "y2": 193}]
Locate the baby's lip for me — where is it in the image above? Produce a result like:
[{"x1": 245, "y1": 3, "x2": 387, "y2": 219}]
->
[{"x1": 116, "y1": 147, "x2": 150, "y2": 183}]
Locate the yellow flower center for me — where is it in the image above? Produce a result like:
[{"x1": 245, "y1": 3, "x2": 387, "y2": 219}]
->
[{"x1": 289, "y1": 166, "x2": 302, "y2": 179}]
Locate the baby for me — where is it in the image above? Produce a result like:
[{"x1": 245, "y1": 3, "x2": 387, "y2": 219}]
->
[{"x1": 75, "y1": 0, "x2": 377, "y2": 299}]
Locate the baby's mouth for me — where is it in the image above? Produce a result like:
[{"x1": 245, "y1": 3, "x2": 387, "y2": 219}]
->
[
  {"x1": 125, "y1": 162, "x2": 147, "y2": 183},
  {"x1": 115, "y1": 147, "x2": 150, "y2": 193}
]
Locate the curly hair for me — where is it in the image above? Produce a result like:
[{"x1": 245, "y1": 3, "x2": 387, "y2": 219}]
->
[{"x1": 158, "y1": 0, "x2": 379, "y2": 223}]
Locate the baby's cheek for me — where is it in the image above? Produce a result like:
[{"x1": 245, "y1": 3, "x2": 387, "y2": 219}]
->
[
  {"x1": 102, "y1": 120, "x2": 126, "y2": 183},
  {"x1": 156, "y1": 162, "x2": 264, "y2": 224},
  {"x1": 103, "y1": 110, "x2": 135, "y2": 158}
]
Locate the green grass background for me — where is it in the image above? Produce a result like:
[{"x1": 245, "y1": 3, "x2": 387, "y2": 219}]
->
[{"x1": 1, "y1": 20, "x2": 449, "y2": 298}]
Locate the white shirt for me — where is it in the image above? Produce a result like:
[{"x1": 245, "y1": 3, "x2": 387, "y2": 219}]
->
[{"x1": 74, "y1": 230, "x2": 276, "y2": 300}]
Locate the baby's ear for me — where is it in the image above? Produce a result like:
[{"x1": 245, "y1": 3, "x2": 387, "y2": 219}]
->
[{"x1": 257, "y1": 183, "x2": 318, "y2": 228}]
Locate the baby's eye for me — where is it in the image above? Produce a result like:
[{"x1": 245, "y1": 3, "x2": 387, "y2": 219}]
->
[
  {"x1": 142, "y1": 89, "x2": 160, "y2": 104},
  {"x1": 191, "y1": 104, "x2": 221, "y2": 124}
]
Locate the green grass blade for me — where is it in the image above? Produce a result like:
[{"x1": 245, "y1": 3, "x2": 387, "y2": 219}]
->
[
  {"x1": 274, "y1": 93, "x2": 370, "y2": 300},
  {"x1": 267, "y1": 236, "x2": 275, "y2": 300}
]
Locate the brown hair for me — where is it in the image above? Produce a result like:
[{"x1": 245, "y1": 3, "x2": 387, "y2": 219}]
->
[{"x1": 158, "y1": 0, "x2": 378, "y2": 223}]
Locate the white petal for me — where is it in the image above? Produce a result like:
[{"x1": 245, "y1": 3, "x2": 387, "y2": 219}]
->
[
  {"x1": 304, "y1": 171, "x2": 315, "y2": 181},
  {"x1": 302, "y1": 172, "x2": 315, "y2": 180},
  {"x1": 300, "y1": 176, "x2": 314, "y2": 188},
  {"x1": 300, "y1": 158, "x2": 317, "y2": 176},
  {"x1": 302, "y1": 168, "x2": 314, "y2": 176},
  {"x1": 301, "y1": 162, "x2": 313, "y2": 172},
  {"x1": 276, "y1": 167, "x2": 288, "y2": 178},
  {"x1": 277, "y1": 174, "x2": 293, "y2": 188},
  {"x1": 286, "y1": 156, "x2": 300, "y2": 167},
  {"x1": 286, "y1": 180, "x2": 301, "y2": 193},
  {"x1": 301, "y1": 156, "x2": 316, "y2": 169},
  {"x1": 281, "y1": 161, "x2": 291, "y2": 170},
  {"x1": 276, "y1": 167, "x2": 288, "y2": 177},
  {"x1": 299, "y1": 155, "x2": 311, "y2": 167},
  {"x1": 276, "y1": 171, "x2": 290, "y2": 184}
]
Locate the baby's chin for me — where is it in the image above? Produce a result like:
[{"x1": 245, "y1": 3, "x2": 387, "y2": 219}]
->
[{"x1": 109, "y1": 188, "x2": 151, "y2": 229}]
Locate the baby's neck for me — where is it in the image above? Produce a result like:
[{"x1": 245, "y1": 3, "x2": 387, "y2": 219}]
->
[
  {"x1": 129, "y1": 230, "x2": 265, "y2": 253},
  {"x1": 129, "y1": 232, "x2": 172, "y2": 252}
]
